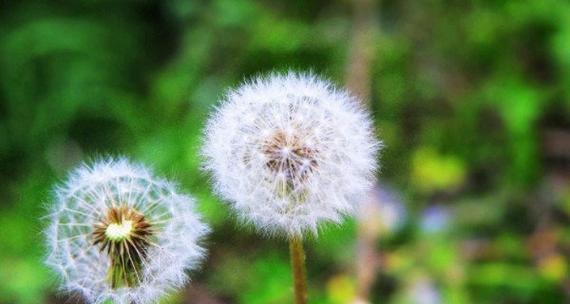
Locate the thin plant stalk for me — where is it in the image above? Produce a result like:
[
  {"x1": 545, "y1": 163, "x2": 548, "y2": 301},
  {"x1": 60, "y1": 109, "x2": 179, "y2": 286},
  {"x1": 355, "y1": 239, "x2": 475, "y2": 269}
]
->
[{"x1": 289, "y1": 236, "x2": 307, "y2": 304}]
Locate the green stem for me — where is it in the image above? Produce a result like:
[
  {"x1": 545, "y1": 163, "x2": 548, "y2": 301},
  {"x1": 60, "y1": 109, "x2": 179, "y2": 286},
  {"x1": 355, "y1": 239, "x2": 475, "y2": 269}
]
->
[{"x1": 289, "y1": 236, "x2": 307, "y2": 304}]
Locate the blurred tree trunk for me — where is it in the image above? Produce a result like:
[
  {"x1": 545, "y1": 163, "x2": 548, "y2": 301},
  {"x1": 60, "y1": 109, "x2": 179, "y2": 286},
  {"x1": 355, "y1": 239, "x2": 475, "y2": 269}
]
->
[{"x1": 345, "y1": 0, "x2": 381, "y2": 303}]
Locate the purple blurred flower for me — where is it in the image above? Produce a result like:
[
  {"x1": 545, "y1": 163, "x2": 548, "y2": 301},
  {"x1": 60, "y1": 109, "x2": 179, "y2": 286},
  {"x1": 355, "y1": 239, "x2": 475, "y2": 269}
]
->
[
  {"x1": 409, "y1": 278, "x2": 441, "y2": 304},
  {"x1": 420, "y1": 205, "x2": 450, "y2": 233}
]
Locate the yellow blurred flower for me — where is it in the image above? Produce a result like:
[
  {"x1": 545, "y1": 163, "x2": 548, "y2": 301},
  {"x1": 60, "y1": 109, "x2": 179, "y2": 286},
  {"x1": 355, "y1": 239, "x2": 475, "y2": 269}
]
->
[
  {"x1": 327, "y1": 274, "x2": 356, "y2": 304},
  {"x1": 411, "y1": 147, "x2": 466, "y2": 194},
  {"x1": 538, "y1": 253, "x2": 568, "y2": 282}
]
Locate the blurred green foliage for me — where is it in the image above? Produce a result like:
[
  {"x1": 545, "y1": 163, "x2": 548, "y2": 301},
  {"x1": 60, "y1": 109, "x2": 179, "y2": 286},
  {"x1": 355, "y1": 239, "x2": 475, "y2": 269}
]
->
[{"x1": 1, "y1": 0, "x2": 569, "y2": 303}]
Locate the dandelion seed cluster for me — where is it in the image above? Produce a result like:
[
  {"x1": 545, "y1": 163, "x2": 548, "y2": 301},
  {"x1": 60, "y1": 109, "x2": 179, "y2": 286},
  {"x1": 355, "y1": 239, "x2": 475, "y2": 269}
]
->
[
  {"x1": 45, "y1": 158, "x2": 209, "y2": 304},
  {"x1": 202, "y1": 72, "x2": 380, "y2": 237}
]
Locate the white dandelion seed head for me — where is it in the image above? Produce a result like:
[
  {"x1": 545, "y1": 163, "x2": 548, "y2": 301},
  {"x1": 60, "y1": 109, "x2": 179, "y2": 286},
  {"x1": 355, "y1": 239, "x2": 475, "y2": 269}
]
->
[
  {"x1": 45, "y1": 158, "x2": 209, "y2": 304},
  {"x1": 202, "y1": 71, "x2": 381, "y2": 237}
]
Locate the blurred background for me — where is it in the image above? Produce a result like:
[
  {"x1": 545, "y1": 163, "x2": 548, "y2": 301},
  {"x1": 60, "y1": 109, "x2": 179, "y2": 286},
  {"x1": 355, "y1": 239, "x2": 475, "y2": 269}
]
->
[{"x1": 0, "y1": 0, "x2": 569, "y2": 303}]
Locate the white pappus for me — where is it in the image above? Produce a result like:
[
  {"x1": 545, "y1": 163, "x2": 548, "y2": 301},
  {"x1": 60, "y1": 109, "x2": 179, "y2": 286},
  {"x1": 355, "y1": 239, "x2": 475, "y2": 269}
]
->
[
  {"x1": 44, "y1": 158, "x2": 209, "y2": 304},
  {"x1": 202, "y1": 71, "x2": 381, "y2": 237}
]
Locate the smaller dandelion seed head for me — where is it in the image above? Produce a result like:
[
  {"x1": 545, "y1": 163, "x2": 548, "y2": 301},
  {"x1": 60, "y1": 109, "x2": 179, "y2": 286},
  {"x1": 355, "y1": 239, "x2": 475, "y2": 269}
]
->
[
  {"x1": 45, "y1": 157, "x2": 209, "y2": 304},
  {"x1": 202, "y1": 71, "x2": 381, "y2": 237}
]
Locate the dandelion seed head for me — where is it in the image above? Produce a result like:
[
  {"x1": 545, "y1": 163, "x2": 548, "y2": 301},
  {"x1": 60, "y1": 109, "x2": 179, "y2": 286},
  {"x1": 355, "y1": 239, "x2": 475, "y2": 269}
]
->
[
  {"x1": 45, "y1": 158, "x2": 209, "y2": 304},
  {"x1": 202, "y1": 71, "x2": 381, "y2": 237}
]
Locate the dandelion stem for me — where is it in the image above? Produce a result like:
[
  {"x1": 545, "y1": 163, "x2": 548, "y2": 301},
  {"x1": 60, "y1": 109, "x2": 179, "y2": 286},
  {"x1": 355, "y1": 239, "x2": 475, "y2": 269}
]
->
[{"x1": 289, "y1": 236, "x2": 307, "y2": 304}]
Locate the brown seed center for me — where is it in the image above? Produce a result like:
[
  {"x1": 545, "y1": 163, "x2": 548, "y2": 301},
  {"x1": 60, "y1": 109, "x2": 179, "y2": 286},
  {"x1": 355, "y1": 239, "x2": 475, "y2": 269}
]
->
[
  {"x1": 262, "y1": 129, "x2": 318, "y2": 183},
  {"x1": 92, "y1": 206, "x2": 153, "y2": 288}
]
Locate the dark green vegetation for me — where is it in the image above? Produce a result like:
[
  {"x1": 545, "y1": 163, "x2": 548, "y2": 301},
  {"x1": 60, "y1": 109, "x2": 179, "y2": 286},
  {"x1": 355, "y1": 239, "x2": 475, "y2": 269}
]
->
[{"x1": 0, "y1": 0, "x2": 569, "y2": 303}]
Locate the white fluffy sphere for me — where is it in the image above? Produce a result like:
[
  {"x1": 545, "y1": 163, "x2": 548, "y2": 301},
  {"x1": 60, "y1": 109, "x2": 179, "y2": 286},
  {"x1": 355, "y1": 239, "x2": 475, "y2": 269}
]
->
[
  {"x1": 45, "y1": 158, "x2": 209, "y2": 304},
  {"x1": 202, "y1": 72, "x2": 380, "y2": 237}
]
